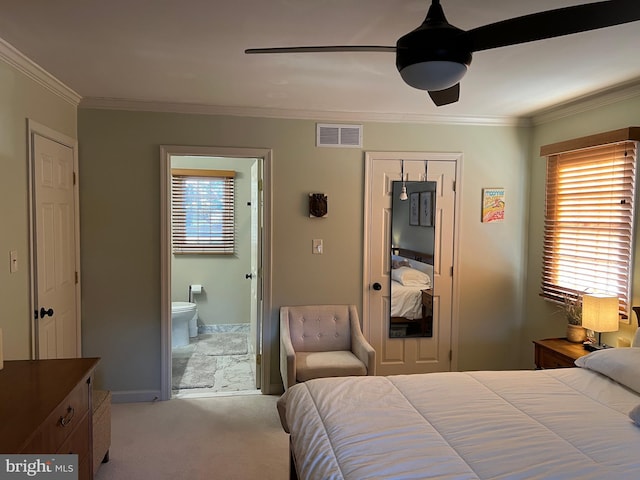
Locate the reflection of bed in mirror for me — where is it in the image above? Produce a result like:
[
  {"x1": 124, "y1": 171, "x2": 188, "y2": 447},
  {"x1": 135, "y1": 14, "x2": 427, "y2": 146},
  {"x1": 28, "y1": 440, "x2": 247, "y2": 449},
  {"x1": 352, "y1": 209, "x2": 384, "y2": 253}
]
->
[{"x1": 390, "y1": 248, "x2": 433, "y2": 337}]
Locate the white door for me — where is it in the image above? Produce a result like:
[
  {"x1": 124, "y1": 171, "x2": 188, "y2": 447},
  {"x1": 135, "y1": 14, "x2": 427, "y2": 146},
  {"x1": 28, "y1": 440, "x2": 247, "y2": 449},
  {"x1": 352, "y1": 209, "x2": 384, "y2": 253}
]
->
[
  {"x1": 364, "y1": 152, "x2": 459, "y2": 376},
  {"x1": 250, "y1": 160, "x2": 262, "y2": 388},
  {"x1": 32, "y1": 133, "x2": 80, "y2": 359}
]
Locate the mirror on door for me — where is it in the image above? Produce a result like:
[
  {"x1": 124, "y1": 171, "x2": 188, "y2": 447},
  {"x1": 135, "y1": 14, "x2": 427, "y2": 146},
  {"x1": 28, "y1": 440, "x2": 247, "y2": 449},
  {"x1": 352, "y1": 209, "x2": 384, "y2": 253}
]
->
[{"x1": 389, "y1": 180, "x2": 436, "y2": 338}]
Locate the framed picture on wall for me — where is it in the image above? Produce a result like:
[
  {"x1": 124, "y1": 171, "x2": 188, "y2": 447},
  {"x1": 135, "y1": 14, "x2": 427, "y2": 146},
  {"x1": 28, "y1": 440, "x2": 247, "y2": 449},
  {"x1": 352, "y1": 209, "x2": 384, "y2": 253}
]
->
[
  {"x1": 482, "y1": 188, "x2": 505, "y2": 223},
  {"x1": 410, "y1": 193, "x2": 419, "y2": 225},
  {"x1": 419, "y1": 192, "x2": 434, "y2": 226}
]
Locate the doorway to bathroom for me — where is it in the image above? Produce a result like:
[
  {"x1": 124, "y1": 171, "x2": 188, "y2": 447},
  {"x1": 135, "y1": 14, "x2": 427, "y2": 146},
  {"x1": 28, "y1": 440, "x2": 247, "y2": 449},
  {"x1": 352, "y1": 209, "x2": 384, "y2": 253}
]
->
[{"x1": 160, "y1": 146, "x2": 272, "y2": 400}]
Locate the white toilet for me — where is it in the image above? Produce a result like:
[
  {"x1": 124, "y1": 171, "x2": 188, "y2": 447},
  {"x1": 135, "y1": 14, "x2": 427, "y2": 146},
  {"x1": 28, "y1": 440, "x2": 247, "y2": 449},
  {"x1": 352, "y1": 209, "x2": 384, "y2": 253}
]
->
[{"x1": 171, "y1": 302, "x2": 198, "y2": 348}]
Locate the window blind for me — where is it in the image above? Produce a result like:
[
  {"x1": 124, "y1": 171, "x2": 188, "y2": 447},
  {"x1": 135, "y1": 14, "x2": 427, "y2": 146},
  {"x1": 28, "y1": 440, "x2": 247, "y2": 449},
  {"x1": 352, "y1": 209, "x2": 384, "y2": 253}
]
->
[
  {"x1": 542, "y1": 141, "x2": 637, "y2": 316},
  {"x1": 171, "y1": 169, "x2": 235, "y2": 254}
]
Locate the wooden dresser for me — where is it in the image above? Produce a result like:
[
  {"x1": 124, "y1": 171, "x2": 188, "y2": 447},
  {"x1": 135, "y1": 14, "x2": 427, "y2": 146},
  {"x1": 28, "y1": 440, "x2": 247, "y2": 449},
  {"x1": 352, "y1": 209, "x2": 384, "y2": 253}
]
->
[{"x1": 0, "y1": 358, "x2": 99, "y2": 480}]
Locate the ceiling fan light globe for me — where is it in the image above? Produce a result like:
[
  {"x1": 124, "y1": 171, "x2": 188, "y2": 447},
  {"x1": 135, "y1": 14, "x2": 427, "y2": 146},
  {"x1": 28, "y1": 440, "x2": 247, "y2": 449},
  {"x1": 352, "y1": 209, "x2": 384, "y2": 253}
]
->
[{"x1": 400, "y1": 61, "x2": 467, "y2": 91}]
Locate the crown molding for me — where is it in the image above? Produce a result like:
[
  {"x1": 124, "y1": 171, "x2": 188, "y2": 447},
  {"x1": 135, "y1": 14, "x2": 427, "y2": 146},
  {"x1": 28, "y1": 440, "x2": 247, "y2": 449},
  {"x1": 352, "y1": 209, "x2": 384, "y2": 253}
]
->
[
  {"x1": 80, "y1": 96, "x2": 528, "y2": 127},
  {"x1": 3, "y1": 31, "x2": 637, "y2": 128},
  {"x1": 529, "y1": 79, "x2": 640, "y2": 126},
  {"x1": 0, "y1": 37, "x2": 81, "y2": 106}
]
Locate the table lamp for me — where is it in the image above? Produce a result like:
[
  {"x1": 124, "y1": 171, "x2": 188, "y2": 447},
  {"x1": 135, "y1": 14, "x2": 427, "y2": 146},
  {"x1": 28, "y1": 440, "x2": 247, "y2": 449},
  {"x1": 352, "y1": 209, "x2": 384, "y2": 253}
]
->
[{"x1": 582, "y1": 293, "x2": 619, "y2": 351}]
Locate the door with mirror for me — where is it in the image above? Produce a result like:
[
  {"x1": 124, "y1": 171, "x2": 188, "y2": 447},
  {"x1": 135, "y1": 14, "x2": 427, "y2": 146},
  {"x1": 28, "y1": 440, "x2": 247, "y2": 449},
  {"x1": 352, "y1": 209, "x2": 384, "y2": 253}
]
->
[{"x1": 364, "y1": 153, "x2": 459, "y2": 376}]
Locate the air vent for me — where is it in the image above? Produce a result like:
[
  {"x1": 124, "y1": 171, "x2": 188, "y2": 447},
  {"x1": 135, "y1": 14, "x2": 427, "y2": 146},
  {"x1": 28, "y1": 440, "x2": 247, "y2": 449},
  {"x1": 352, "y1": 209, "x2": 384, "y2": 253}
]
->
[{"x1": 316, "y1": 124, "x2": 363, "y2": 148}]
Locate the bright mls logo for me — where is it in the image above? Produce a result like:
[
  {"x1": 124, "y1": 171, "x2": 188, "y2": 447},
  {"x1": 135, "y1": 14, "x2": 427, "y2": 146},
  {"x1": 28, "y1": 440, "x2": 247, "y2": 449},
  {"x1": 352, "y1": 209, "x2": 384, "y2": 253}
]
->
[{"x1": 0, "y1": 455, "x2": 77, "y2": 480}]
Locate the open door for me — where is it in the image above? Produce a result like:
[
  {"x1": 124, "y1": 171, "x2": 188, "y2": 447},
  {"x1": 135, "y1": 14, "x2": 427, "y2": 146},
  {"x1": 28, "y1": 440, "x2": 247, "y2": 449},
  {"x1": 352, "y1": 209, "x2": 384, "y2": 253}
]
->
[
  {"x1": 250, "y1": 161, "x2": 262, "y2": 388},
  {"x1": 160, "y1": 145, "x2": 273, "y2": 400}
]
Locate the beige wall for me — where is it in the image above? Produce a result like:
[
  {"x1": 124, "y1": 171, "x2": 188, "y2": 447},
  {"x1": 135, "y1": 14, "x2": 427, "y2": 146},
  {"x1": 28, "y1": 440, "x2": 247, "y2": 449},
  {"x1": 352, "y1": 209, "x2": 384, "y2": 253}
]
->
[
  {"x1": 525, "y1": 97, "x2": 640, "y2": 365},
  {"x1": 3, "y1": 46, "x2": 639, "y2": 399},
  {"x1": 0, "y1": 60, "x2": 77, "y2": 360},
  {"x1": 365, "y1": 123, "x2": 531, "y2": 370},
  {"x1": 77, "y1": 109, "x2": 530, "y2": 395},
  {"x1": 8, "y1": 48, "x2": 638, "y2": 398}
]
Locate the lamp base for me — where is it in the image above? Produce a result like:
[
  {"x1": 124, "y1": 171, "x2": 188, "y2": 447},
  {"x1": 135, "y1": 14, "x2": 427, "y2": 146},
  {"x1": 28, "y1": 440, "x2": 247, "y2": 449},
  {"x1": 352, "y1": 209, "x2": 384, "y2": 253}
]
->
[{"x1": 583, "y1": 342, "x2": 612, "y2": 352}]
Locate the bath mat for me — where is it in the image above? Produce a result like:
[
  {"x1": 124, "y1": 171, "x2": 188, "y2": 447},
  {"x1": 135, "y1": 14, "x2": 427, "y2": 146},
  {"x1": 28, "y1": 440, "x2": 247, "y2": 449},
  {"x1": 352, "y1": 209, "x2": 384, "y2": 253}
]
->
[
  {"x1": 214, "y1": 354, "x2": 256, "y2": 391},
  {"x1": 195, "y1": 333, "x2": 248, "y2": 356},
  {"x1": 172, "y1": 355, "x2": 217, "y2": 389}
]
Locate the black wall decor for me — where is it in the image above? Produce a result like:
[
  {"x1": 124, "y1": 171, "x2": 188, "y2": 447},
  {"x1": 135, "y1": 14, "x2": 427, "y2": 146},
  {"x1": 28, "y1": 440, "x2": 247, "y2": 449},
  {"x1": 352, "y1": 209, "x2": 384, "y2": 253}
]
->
[{"x1": 309, "y1": 193, "x2": 328, "y2": 218}]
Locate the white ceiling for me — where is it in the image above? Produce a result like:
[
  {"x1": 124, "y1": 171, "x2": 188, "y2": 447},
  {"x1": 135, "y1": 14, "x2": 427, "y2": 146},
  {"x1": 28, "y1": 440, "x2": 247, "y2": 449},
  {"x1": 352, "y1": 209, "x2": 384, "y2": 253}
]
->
[{"x1": 1, "y1": 0, "x2": 639, "y2": 123}]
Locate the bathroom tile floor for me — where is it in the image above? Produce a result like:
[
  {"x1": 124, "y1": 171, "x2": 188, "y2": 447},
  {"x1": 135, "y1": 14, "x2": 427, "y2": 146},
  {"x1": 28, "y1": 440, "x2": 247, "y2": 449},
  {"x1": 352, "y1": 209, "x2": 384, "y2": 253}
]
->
[{"x1": 172, "y1": 332, "x2": 257, "y2": 397}]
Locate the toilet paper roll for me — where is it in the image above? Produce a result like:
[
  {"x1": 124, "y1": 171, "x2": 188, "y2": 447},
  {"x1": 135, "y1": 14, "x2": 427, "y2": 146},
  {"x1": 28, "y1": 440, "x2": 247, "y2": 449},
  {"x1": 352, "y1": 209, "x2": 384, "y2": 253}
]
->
[{"x1": 190, "y1": 284, "x2": 203, "y2": 294}]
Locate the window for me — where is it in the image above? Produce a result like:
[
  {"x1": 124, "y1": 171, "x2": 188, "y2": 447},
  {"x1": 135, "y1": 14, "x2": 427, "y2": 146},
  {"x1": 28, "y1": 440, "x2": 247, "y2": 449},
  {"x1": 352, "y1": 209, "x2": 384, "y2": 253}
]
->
[
  {"x1": 171, "y1": 169, "x2": 235, "y2": 254},
  {"x1": 541, "y1": 135, "x2": 637, "y2": 317}
]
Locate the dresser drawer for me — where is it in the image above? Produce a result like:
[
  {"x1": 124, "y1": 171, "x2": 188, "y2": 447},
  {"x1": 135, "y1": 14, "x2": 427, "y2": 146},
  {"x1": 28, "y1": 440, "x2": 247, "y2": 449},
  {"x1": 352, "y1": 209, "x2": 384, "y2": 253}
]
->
[
  {"x1": 537, "y1": 346, "x2": 575, "y2": 369},
  {"x1": 57, "y1": 413, "x2": 90, "y2": 457},
  {"x1": 57, "y1": 412, "x2": 91, "y2": 480},
  {"x1": 533, "y1": 338, "x2": 589, "y2": 370},
  {"x1": 22, "y1": 379, "x2": 90, "y2": 453}
]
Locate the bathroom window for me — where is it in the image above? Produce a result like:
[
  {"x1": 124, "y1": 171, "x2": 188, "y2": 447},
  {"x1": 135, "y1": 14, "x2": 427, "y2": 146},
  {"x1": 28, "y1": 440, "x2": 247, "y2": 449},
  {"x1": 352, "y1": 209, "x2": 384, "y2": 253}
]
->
[{"x1": 171, "y1": 169, "x2": 235, "y2": 254}]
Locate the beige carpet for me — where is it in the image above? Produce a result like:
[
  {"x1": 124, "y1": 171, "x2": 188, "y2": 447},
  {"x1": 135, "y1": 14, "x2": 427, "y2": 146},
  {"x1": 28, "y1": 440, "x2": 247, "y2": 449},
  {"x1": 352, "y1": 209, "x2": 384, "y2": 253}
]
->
[{"x1": 94, "y1": 394, "x2": 289, "y2": 480}]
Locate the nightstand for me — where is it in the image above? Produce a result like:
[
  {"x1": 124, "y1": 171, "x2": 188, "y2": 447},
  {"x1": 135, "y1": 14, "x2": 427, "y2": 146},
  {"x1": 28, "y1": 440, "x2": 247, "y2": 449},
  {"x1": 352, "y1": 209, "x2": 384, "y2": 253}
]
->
[{"x1": 533, "y1": 338, "x2": 590, "y2": 369}]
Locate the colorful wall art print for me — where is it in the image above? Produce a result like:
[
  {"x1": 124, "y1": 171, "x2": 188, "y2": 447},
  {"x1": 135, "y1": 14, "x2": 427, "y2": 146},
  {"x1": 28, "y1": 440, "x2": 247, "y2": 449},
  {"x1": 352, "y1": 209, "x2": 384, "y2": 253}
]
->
[{"x1": 482, "y1": 188, "x2": 505, "y2": 223}]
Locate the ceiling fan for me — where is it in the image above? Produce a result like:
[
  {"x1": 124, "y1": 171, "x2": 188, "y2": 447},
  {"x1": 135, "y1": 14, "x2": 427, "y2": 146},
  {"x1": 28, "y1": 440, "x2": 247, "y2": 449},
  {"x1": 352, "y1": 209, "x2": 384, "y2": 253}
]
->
[{"x1": 246, "y1": 0, "x2": 640, "y2": 106}]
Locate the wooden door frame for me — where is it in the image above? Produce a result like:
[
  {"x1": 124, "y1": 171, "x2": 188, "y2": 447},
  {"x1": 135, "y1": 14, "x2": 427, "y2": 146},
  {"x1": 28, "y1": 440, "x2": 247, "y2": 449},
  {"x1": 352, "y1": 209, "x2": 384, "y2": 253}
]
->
[
  {"x1": 363, "y1": 151, "x2": 463, "y2": 371},
  {"x1": 27, "y1": 119, "x2": 81, "y2": 359},
  {"x1": 159, "y1": 145, "x2": 273, "y2": 400}
]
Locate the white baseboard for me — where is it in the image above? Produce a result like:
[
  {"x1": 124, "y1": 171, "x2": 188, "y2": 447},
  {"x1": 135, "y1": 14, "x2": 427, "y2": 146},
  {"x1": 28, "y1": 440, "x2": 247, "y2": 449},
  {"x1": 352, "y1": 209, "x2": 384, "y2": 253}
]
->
[{"x1": 110, "y1": 390, "x2": 163, "y2": 403}]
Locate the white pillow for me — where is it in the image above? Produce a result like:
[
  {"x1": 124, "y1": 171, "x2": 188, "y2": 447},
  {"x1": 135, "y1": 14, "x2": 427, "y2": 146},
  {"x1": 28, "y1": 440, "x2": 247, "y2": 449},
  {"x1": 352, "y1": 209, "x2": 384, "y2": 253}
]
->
[
  {"x1": 391, "y1": 259, "x2": 410, "y2": 269},
  {"x1": 575, "y1": 347, "x2": 640, "y2": 394},
  {"x1": 391, "y1": 267, "x2": 431, "y2": 287}
]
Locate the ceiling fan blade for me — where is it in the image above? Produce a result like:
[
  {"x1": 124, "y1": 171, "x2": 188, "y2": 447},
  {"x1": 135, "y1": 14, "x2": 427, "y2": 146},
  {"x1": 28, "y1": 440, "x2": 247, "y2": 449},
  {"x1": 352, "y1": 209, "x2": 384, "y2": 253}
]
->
[
  {"x1": 428, "y1": 83, "x2": 460, "y2": 106},
  {"x1": 465, "y1": 0, "x2": 640, "y2": 53},
  {"x1": 245, "y1": 46, "x2": 396, "y2": 54}
]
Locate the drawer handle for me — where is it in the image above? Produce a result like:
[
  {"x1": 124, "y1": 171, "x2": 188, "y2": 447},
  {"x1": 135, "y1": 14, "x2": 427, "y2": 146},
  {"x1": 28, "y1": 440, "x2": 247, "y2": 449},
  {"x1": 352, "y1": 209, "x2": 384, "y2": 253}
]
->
[{"x1": 59, "y1": 406, "x2": 75, "y2": 427}]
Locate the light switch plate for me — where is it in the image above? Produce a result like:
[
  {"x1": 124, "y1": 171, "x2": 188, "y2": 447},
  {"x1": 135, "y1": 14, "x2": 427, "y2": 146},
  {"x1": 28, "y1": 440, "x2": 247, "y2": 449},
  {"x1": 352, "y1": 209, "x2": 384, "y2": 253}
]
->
[{"x1": 312, "y1": 239, "x2": 323, "y2": 255}]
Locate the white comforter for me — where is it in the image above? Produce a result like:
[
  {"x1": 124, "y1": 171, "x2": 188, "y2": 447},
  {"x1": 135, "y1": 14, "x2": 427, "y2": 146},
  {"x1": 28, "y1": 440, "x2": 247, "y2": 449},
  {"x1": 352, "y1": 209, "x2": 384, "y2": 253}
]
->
[
  {"x1": 390, "y1": 281, "x2": 424, "y2": 319},
  {"x1": 278, "y1": 369, "x2": 640, "y2": 479}
]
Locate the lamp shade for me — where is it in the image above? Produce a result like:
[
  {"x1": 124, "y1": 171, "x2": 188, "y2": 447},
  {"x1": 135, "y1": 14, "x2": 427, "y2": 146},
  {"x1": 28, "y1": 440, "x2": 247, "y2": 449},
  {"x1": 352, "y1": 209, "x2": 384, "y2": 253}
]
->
[{"x1": 581, "y1": 294, "x2": 619, "y2": 333}]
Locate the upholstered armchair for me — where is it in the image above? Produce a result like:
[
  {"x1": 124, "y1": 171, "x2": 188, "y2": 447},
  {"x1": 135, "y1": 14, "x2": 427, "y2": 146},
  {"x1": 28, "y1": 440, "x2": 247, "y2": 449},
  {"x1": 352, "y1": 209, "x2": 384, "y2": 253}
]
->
[{"x1": 280, "y1": 304, "x2": 376, "y2": 389}]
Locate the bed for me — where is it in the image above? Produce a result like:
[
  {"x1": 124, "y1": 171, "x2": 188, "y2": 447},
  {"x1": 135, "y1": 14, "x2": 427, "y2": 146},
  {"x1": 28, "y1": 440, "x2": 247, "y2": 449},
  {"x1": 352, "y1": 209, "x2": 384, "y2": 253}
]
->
[
  {"x1": 277, "y1": 332, "x2": 640, "y2": 479},
  {"x1": 390, "y1": 274, "x2": 429, "y2": 320},
  {"x1": 390, "y1": 253, "x2": 433, "y2": 336}
]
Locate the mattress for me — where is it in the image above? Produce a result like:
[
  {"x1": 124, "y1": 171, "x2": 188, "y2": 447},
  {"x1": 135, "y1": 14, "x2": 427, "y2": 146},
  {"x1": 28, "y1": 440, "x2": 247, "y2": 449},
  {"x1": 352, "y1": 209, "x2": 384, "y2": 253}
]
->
[{"x1": 278, "y1": 362, "x2": 640, "y2": 479}]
